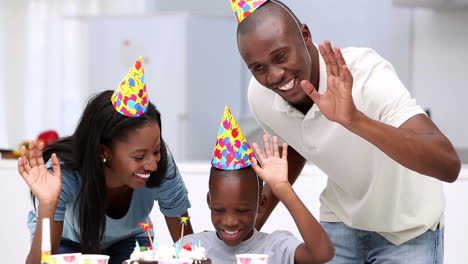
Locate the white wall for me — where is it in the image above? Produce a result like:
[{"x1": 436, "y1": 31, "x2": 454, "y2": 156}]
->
[
  {"x1": 412, "y1": 9, "x2": 468, "y2": 149},
  {"x1": 286, "y1": 0, "x2": 414, "y2": 88},
  {"x1": 0, "y1": 0, "x2": 27, "y2": 149},
  {"x1": 84, "y1": 14, "x2": 242, "y2": 162},
  {"x1": 4, "y1": 1, "x2": 467, "y2": 157},
  {"x1": 152, "y1": 0, "x2": 232, "y2": 17},
  {"x1": 185, "y1": 15, "x2": 243, "y2": 161},
  {"x1": 0, "y1": 0, "x2": 155, "y2": 150},
  {"x1": 0, "y1": 14, "x2": 6, "y2": 148},
  {"x1": 0, "y1": 1, "x2": 415, "y2": 159}
]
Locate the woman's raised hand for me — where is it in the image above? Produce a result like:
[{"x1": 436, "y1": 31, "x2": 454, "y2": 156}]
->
[{"x1": 18, "y1": 141, "x2": 62, "y2": 205}]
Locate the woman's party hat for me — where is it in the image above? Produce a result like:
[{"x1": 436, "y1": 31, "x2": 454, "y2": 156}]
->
[
  {"x1": 212, "y1": 106, "x2": 254, "y2": 170},
  {"x1": 111, "y1": 56, "x2": 148, "y2": 117}
]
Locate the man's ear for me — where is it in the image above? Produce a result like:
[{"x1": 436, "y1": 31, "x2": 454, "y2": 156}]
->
[
  {"x1": 206, "y1": 191, "x2": 211, "y2": 207},
  {"x1": 257, "y1": 193, "x2": 267, "y2": 215},
  {"x1": 301, "y1": 24, "x2": 312, "y2": 46}
]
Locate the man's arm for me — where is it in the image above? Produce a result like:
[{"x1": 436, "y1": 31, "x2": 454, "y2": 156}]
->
[
  {"x1": 301, "y1": 40, "x2": 461, "y2": 182},
  {"x1": 345, "y1": 112, "x2": 460, "y2": 182},
  {"x1": 252, "y1": 136, "x2": 334, "y2": 264},
  {"x1": 255, "y1": 145, "x2": 306, "y2": 230}
]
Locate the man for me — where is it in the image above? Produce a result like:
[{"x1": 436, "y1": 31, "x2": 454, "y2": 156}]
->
[{"x1": 230, "y1": 0, "x2": 461, "y2": 263}]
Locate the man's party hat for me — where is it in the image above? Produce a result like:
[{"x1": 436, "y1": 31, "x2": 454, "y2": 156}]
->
[{"x1": 230, "y1": 0, "x2": 268, "y2": 23}]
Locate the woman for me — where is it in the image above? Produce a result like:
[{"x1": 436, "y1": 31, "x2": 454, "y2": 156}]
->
[{"x1": 18, "y1": 57, "x2": 193, "y2": 264}]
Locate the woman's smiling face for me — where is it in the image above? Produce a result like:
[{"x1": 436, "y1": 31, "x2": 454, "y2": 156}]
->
[{"x1": 102, "y1": 121, "x2": 161, "y2": 189}]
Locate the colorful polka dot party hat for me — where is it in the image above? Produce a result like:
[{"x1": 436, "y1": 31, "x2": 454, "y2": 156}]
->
[
  {"x1": 212, "y1": 106, "x2": 254, "y2": 170},
  {"x1": 230, "y1": 0, "x2": 268, "y2": 23},
  {"x1": 111, "y1": 56, "x2": 148, "y2": 117}
]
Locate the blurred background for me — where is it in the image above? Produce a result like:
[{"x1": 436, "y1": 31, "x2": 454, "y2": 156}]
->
[
  {"x1": 1, "y1": 0, "x2": 467, "y2": 161},
  {"x1": 0, "y1": 0, "x2": 467, "y2": 262}
]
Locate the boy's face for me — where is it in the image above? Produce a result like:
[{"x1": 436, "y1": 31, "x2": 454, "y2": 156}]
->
[{"x1": 208, "y1": 169, "x2": 261, "y2": 246}]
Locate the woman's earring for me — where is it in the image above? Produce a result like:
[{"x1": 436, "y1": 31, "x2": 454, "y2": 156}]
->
[{"x1": 102, "y1": 158, "x2": 107, "y2": 164}]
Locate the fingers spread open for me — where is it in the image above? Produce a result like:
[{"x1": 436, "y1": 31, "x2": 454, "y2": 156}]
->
[
  {"x1": 252, "y1": 142, "x2": 265, "y2": 164},
  {"x1": 318, "y1": 44, "x2": 331, "y2": 76},
  {"x1": 272, "y1": 136, "x2": 280, "y2": 157},
  {"x1": 51, "y1": 153, "x2": 62, "y2": 178},
  {"x1": 329, "y1": 47, "x2": 353, "y2": 89},
  {"x1": 319, "y1": 41, "x2": 339, "y2": 76},
  {"x1": 28, "y1": 141, "x2": 38, "y2": 168},
  {"x1": 37, "y1": 142, "x2": 45, "y2": 166},
  {"x1": 251, "y1": 156, "x2": 261, "y2": 175},
  {"x1": 20, "y1": 146, "x2": 32, "y2": 172},
  {"x1": 18, "y1": 157, "x2": 29, "y2": 179},
  {"x1": 282, "y1": 143, "x2": 288, "y2": 160},
  {"x1": 300, "y1": 80, "x2": 320, "y2": 104},
  {"x1": 334, "y1": 47, "x2": 346, "y2": 68},
  {"x1": 340, "y1": 64, "x2": 353, "y2": 86},
  {"x1": 263, "y1": 134, "x2": 272, "y2": 158}
]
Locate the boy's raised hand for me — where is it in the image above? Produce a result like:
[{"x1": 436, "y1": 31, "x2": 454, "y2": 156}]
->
[
  {"x1": 17, "y1": 141, "x2": 62, "y2": 205},
  {"x1": 252, "y1": 135, "x2": 290, "y2": 193}
]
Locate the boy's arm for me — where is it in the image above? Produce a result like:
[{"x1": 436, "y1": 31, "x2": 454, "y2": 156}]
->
[
  {"x1": 255, "y1": 146, "x2": 306, "y2": 230},
  {"x1": 275, "y1": 184, "x2": 334, "y2": 264},
  {"x1": 252, "y1": 135, "x2": 334, "y2": 264}
]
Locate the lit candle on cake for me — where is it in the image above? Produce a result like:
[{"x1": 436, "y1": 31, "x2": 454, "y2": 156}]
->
[
  {"x1": 138, "y1": 221, "x2": 154, "y2": 249},
  {"x1": 179, "y1": 216, "x2": 190, "y2": 244}
]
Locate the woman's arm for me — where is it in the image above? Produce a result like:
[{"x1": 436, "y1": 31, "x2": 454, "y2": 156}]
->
[
  {"x1": 26, "y1": 208, "x2": 64, "y2": 264},
  {"x1": 164, "y1": 212, "x2": 194, "y2": 242},
  {"x1": 18, "y1": 141, "x2": 64, "y2": 263},
  {"x1": 158, "y1": 148, "x2": 193, "y2": 242}
]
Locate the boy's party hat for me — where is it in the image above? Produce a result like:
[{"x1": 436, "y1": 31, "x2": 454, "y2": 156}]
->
[
  {"x1": 212, "y1": 106, "x2": 254, "y2": 170},
  {"x1": 230, "y1": 0, "x2": 268, "y2": 23},
  {"x1": 111, "y1": 56, "x2": 148, "y2": 117}
]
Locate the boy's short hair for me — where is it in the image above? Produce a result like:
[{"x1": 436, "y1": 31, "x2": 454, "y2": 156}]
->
[{"x1": 209, "y1": 166, "x2": 263, "y2": 197}]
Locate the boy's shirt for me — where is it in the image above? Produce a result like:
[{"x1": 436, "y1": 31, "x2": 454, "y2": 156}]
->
[{"x1": 183, "y1": 229, "x2": 302, "y2": 264}]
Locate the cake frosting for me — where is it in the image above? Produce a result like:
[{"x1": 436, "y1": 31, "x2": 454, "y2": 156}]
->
[{"x1": 123, "y1": 243, "x2": 211, "y2": 264}]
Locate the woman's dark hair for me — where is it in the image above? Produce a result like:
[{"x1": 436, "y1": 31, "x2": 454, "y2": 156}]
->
[{"x1": 41, "y1": 90, "x2": 171, "y2": 253}]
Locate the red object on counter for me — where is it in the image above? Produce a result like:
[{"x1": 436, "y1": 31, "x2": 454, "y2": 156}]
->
[{"x1": 36, "y1": 130, "x2": 59, "y2": 146}]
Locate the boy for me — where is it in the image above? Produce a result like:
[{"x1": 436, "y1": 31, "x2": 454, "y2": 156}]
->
[{"x1": 183, "y1": 107, "x2": 334, "y2": 264}]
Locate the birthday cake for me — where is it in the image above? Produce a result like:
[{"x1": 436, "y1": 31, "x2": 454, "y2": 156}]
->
[
  {"x1": 122, "y1": 243, "x2": 212, "y2": 264},
  {"x1": 124, "y1": 219, "x2": 211, "y2": 264}
]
